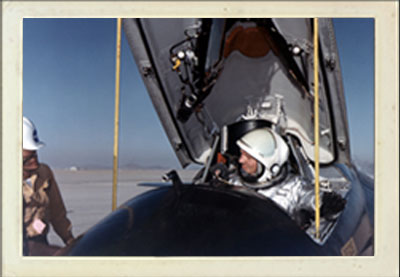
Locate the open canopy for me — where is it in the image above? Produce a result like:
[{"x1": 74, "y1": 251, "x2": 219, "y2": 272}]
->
[{"x1": 123, "y1": 18, "x2": 350, "y2": 167}]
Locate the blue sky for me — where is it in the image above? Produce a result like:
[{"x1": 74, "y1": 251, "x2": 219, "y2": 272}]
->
[
  {"x1": 23, "y1": 18, "x2": 374, "y2": 170},
  {"x1": 332, "y1": 18, "x2": 374, "y2": 167}
]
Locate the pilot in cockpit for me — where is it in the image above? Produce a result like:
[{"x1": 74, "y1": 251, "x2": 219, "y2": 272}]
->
[{"x1": 212, "y1": 127, "x2": 347, "y2": 232}]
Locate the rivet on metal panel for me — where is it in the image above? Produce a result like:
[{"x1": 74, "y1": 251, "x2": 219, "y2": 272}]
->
[
  {"x1": 142, "y1": 65, "x2": 153, "y2": 77},
  {"x1": 338, "y1": 137, "x2": 346, "y2": 150},
  {"x1": 326, "y1": 57, "x2": 336, "y2": 70},
  {"x1": 174, "y1": 142, "x2": 183, "y2": 151}
]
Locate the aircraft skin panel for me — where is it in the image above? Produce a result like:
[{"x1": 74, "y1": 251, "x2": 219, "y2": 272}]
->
[
  {"x1": 272, "y1": 18, "x2": 312, "y2": 48},
  {"x1": 317, "y1": 19, "x2": 351, "y2": 164},
  {"x1": 326, "y1": 164, "x2": 373, "y2": 254},
  {"x1": 123, "y1": 18, "x2": 193, "y2": 167},
  {"x1": 138, "y1": 18, "x2": 214, "y2": 165}
]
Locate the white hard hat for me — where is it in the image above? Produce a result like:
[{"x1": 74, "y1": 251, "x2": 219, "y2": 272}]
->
[
  {"x1": 23, "y1": 117, "x2": 45, "y2": 150},
  {"x1": 236, "y1": 128, "x2": 289, "y2": 184}
]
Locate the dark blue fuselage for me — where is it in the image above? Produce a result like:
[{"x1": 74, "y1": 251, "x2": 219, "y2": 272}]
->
[{"x1": 64, "y1": 166, "x2": 372, "y2": 256}]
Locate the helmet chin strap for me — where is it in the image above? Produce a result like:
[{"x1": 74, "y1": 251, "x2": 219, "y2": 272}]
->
[{"x1": 240, "y1": 163, "x2": 288, "y2": 190}]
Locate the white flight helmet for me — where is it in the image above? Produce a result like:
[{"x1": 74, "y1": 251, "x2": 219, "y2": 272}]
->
[
  {"x1": 23, "y1": 117, "x2": 45, "y2": 150},
  {"x1": 236, "y1": 128, "x2": 289, "y2": 187}
]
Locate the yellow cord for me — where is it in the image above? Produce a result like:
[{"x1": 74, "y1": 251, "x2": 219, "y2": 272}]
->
[
  {"x1": 173, "y1": 58, "x2": 181, "y2": 70},
  {"x1": 112, "y1": 18, "x2": 122, "y2": 211},
  {"x1": 313, "y1": 18, "x2": 320, "y2": 239}
]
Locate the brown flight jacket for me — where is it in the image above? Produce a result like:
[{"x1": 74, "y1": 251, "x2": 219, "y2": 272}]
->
[{"x1": 23, "y1": 163, "x2": 73, "y2": 245}]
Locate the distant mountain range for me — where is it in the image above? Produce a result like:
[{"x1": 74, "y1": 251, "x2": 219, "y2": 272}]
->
[
  {"x1": 119, "y1": 162, "x2": 170, "y2": 170},
  {"x1": 352, "y1": 158, "x2": 374, "y2": 179},
  {"x1": 56, "y1": 162, "x2": 171, "y2": 171}
]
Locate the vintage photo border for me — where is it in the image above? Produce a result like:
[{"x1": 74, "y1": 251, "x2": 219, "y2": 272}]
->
[{"x1": 1, "y1": 1, "x2": 399, "y2": 276}]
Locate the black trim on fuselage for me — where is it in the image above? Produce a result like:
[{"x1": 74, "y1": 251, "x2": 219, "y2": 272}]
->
[{"x1": 66, "y1": 185, "x2": 333, "y2": 256}]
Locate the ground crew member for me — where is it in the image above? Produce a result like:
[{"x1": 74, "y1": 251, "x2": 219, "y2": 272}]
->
[{"x1": 22, "y1": 116, "x2": 74, "y2": 255}]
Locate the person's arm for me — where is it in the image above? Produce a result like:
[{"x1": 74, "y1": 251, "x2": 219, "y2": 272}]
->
[
  {"x1": 44, "y1": 165, "x2": 74, "y2": 245},
  {"x1": 294, "y1": 179, "x2": 347, "y2": 228}
]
